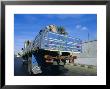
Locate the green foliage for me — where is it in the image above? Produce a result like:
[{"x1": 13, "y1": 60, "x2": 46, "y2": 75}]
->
[
  {"x1": 80, "y1": 64, "x2": 85, "y2": 67},
  {"x1": 74, "y1": 63, "x2": 78, "y2": 66},
  {"x1": 57, "y1": 26, "x2": 68, "y2": 35},
  {"x1": 88, "y1": 65, "x2": 93, "y2": 69}
]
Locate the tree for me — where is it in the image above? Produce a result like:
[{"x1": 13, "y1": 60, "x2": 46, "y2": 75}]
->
[{"x1": 57, "y1": 26, "x2": 68, "y2": 35}]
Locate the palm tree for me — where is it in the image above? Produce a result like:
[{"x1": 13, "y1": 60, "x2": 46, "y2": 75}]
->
[{"x1": 57, "y1": 26, "x2": 68, "y2": 35}]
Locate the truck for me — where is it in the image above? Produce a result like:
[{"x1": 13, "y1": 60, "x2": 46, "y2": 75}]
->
[{"x1": 19, "y1": 25, "x2": 82, "y2": 75}]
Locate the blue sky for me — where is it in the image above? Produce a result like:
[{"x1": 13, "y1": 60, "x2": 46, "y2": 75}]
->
[{"x1": 14, "y1": 14, "x2": 97, "y2": 54}]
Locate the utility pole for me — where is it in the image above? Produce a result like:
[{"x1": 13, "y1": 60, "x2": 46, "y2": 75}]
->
[
  {"x1": 88, "y1": 31, "x2": 89, "y2": 42},
  {"x1": 87, "y1": 31, "x2": 90, "y2": 57}
]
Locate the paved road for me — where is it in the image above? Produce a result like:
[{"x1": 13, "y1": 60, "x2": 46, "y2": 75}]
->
[
  {"x1": 14, "y1": 57, "x2": 30, "y2": 76},
  {"x1": 14, "y1": 57, "x2": 97, "y2": 76},
  {"x1": 14, "y1": 57, "x2": 68, "y2": 76}
]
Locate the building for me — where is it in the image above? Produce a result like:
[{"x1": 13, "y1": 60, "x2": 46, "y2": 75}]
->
[{"x1": 74, "y1": 40, "x2": 97, "y2": 66}]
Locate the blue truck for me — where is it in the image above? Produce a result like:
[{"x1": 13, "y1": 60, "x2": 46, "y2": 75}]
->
[{"x1": 20, "y1": 25, "x2": 82, "y2": 75}]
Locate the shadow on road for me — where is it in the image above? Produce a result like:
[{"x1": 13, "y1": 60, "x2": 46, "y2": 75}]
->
[
  {"x1": 14, "y1": 57, "x2": 68, "y2": 76},
  {"x1": 32, "y1": 65, "x2": 69, "y2": 76}
]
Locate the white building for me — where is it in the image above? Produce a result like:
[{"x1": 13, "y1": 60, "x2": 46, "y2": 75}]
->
[{"x1": 74, "y1": 40, "x2": 97, "y2": 66}]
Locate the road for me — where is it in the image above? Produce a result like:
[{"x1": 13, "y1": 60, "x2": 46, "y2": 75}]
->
[
  {"x1": 14, "y1": 57, "x2": 68, "y2": 76},
  {"x1": 14, "y1": 57, "x2": 97, "y2": 76},
  {"x1": 14, "y1": 57, "x2": 30, "y2": 76}
]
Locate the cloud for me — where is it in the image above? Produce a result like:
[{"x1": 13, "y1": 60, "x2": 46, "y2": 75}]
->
[
  {"x1": 75, "y1": 24, "x2": 88, "y2": 31},
  {"x1": 76, "y1": 25, "x2": 82, "y2": 29},
  {"x1": 82, "y1": 26, "x2": 88, "y2": 31}
]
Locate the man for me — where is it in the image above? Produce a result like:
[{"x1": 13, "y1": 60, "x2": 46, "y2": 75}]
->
[
  {"x1": 62, "y1": 57, "x2": 66, "y2": 65},
  {"x1": 56, "y1": 55, "x2": 61, "y2": 65}
]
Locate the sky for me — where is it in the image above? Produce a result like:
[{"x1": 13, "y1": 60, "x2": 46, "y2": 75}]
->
[{"x1": 14, "y1": 14, "x2": 97, "y2": 54}]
